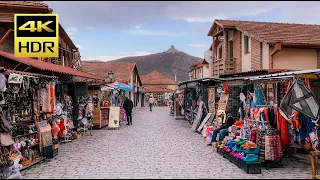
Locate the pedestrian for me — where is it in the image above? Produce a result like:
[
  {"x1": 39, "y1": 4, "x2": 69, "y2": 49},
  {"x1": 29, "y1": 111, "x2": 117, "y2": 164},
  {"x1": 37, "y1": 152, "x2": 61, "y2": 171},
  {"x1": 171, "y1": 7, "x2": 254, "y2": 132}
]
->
[
  {"x1": 148, "y1": 95, "x2": 154, "y2": 111},
  {"x1": 123, "y1": 96, "x2": 134, "y2": 125}
]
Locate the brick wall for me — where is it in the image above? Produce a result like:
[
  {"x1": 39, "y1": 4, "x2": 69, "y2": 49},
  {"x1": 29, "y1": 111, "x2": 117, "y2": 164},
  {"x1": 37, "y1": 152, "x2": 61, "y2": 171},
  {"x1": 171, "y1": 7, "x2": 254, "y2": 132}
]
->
[
  {"x1": 251, "y1": 38, "x2": 262, "y2": 70},
  {"x1": 317, "y1": 49, "x2": 320, "y2": 68},
  {"x1": 233, "y1": 30, "x2": 242, "y2": 73}
]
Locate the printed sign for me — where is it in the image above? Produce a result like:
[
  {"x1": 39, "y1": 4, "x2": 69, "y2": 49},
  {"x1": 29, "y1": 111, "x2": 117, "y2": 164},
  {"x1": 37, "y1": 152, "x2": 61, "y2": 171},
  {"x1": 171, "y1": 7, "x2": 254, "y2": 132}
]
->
[
  {"x1": 217, "y1": 92, "x2": 229, "y2": 111},
  {"x1": 108, "y1": 107, "x2": 120, "y2": 128},
  {"x1": 14, "y1": 14, "x2": 59, "y2": 57}
]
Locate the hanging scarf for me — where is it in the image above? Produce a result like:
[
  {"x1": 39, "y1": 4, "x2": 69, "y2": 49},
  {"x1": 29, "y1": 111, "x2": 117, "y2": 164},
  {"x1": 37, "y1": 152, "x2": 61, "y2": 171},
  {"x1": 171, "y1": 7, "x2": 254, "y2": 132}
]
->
[{"x1": 280, "y1": 79, "x2": 319, "y2": 121}]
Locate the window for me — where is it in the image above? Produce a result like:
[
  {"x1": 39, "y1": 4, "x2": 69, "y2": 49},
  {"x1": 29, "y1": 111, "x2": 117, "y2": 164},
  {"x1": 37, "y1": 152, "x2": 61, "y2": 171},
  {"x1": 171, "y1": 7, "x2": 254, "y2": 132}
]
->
[
  {"x1": 244, "y1": 35, "x2": 250, "y2": 54},
  {"x1": 199, "y1": 68, "x2": 202, "y2": 73},
  {"x1": 228, "y1": 40, "x2": 233, "y2": 58},
  {"x1": 218, "y1": 46, "x2": 222, "y2": 59}
]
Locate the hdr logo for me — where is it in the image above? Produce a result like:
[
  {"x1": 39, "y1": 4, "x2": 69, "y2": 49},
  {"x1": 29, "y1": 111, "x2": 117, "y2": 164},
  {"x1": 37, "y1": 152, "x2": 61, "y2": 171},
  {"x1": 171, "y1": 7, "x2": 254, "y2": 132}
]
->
[{"x1": 14, "y1": 14, "x2": 59, "y2": 58}]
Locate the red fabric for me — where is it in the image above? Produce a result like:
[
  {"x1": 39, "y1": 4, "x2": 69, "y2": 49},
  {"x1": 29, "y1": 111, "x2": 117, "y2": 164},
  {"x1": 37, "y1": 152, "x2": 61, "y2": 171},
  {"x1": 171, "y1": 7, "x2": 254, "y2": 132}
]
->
[
  {"x1": 263, "y1": 108, "x2": 269, "y2": 122},
  {"x1": 278, "y1": 109, "x2": 289, "y2": 151},
  {"x1": 305, "y1": 79, "x2": 312, "y2": 90},
  {"x1": 292, "y1": 111, "x2": 301, "y2": 129},
  {"x1": 58, "y1": 120, "x2": 66, "y2": 137}
]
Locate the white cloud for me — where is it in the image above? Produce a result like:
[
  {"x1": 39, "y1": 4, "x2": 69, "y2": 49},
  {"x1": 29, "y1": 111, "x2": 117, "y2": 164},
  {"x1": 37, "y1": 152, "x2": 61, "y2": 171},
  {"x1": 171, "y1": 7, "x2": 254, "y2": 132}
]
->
[
  {"x1": 86, "y1": 26, "x2": 96, "y2": 30},
  {"x1": 66, "y1": 26, "x2": 78, "y2": 39},
  {"x1": 84, "y1": 51, "x2": 153, "y2": 62},
  {"x1": 133, "y1": 25, "x2": 141, "y2": 29},
  {"x1": 75, "y1": 44, "x2": 83, "y2": 50},
  {"x1": 188, "y1": 44, "x2": 208, "y2": 48},
  {"x1": 127, "y1": 29, "x2": 187, "y2": 36}
]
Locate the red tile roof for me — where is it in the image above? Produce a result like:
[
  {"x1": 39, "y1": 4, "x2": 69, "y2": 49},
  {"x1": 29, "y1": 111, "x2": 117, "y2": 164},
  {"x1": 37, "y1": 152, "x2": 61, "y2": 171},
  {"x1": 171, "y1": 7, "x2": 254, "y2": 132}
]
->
[
  {"x1": 208, "y1": 20, "x2": 320, "y2": 45},
  {"x1": 0, "y1": 51, "x2": 100, "y2": 79},
  {"x1": 81, "y1": 61, "x2": 137, "y2": 84},
  {"x1": 141, "y1": 71, "x2": 177, "y2": 85},
  {"x1": 144, "y1": 85, "x2": 175, "y2": 93},
  {"x1": 0, "y1": 1, "x2": 52, "y2": 12},
  {"x1": 190, "y1": 59, "x2": 208, "y2": 69}
]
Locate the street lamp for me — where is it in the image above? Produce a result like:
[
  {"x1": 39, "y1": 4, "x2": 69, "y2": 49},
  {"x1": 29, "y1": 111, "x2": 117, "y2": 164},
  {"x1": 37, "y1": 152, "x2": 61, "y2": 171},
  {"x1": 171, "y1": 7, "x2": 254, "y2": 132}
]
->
[{"x1": 107, "y1": 71, "x2": 115, "y2": 83}]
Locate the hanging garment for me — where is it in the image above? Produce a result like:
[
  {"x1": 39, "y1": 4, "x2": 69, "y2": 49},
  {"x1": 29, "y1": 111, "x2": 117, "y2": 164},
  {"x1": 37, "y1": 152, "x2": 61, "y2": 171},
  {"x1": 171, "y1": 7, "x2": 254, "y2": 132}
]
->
[
  {"x1": 278, "y1": 110, "x2": 289, "y2": 151},
  {"x1": 268, "y1": 108, "x2": 276, "y2": 129},
  {"x1": 266, "y1": 83, "x2": 275, "y2": 105},
  {"x1": 298, "y1": 113, "x2": 316, "y2": 144},
  {"x1": 292, "y1": 111, "x2": 301, "y2": 129},
  {"x1": 309, "y1": 131, "x2": 319, "y2": 150},
  {"x1": 49, "y1": 83, "x2": 56, "y2": 113},
  {"x1": 280, "y1": 79, "x2": 319, "y2": 120},
  {"x1": 254, "y1": 87, "x2": 265, "y2": 106}
]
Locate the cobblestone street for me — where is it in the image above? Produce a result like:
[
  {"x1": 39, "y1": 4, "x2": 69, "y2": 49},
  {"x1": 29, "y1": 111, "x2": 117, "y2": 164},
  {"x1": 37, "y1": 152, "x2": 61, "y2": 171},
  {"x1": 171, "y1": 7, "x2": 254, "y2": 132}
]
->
[{"x1": 22, "y1": 107, "x2": 311, "y2": 179}]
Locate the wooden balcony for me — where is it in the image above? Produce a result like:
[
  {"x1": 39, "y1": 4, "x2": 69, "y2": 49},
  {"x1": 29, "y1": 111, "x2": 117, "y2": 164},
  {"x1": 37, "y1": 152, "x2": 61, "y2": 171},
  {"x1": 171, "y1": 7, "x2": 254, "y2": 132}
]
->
[{"x1": 213, "y1": 58, "x2": 237, "y2": 76}]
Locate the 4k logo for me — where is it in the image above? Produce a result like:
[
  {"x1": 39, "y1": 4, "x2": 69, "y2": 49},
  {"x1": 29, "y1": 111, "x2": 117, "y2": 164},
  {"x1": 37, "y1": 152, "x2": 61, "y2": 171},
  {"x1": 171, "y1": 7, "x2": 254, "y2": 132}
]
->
[{"x1": 14, "y1": 14, "x2": 59, "y2": 58}]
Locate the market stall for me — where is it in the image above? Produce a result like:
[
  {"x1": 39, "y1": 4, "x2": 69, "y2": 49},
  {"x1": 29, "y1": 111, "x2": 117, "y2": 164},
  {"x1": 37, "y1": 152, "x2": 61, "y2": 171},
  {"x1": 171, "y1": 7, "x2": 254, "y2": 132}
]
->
[
  {"x1": 198, "y1": 69, "x2": 320, "y2": 174},
  {"x1": 88, "y1": 85, "x2": 111, "y2": 129},
  {"x1": 106, "y1": 81, "x2": 132, "y2": 129},
  {"x1": 0, "y1": 68, "x2": 60, "y2": 179}
]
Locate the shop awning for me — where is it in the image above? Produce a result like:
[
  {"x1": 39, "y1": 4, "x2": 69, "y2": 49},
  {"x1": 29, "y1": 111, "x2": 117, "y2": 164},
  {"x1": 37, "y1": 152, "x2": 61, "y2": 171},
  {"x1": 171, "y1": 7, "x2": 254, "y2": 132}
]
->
[
  {"x1": 145, "y1": 86, "x2": 175, "y2": 93},
  {"x1": 4, "y1": 69, "x2": 58, "y2": 79},
  {"x1": 0, "y1": 50, "x2": 102, "y2": 80},
  {"x1": 107, "y1": 81, "x2": 132, "y2": 91}
]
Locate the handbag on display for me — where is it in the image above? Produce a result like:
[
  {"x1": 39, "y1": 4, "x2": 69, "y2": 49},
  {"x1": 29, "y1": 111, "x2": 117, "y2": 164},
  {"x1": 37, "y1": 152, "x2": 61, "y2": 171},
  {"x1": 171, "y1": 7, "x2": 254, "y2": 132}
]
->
[{"x1": 8, "y1": 73, "x2": 23, "y2": 84}]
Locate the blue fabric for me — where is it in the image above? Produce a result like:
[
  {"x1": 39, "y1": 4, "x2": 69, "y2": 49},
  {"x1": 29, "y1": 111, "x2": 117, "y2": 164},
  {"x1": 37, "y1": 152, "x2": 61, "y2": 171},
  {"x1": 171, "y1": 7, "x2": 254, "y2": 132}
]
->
[
  {"x1": 254, "y1": 87, "x2": 265, "y2": 105},
  {"x1": 298, "y1": 113, "x2": 316, "y2": 143}
]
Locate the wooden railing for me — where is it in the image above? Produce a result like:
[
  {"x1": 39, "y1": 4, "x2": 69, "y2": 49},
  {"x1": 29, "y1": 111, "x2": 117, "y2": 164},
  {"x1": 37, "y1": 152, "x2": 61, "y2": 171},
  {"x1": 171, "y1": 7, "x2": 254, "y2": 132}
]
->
[{"x1": 213, "y1": 58, "x2": 237, "y2": 76}]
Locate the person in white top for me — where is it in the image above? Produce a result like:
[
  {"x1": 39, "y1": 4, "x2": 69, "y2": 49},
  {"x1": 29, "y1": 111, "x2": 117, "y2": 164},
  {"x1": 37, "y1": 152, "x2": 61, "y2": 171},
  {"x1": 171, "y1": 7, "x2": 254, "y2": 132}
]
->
[{"x1": 148, "y1": 95, "x2": 155, "y2": 111}]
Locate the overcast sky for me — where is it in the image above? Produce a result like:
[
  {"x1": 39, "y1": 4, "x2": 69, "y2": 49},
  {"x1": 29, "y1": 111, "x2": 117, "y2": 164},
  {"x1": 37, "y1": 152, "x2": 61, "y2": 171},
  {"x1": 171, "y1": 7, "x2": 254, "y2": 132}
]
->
[{"x1": 45, "y1": 1, "x2": 320, "y2": 61}]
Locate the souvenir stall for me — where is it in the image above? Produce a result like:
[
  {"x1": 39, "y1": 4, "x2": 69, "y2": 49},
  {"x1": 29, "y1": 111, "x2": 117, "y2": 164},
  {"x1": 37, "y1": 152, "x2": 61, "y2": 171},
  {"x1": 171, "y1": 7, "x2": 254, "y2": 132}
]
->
[
  {"x1": 207, "y1": 70, "x2": 320, "y2": 174},
  {"x1": 0, "y1": 68, "x2": 61, "y2": 179},
  {"x1": 106, "y1": 82, "x2": 131, "y2": 129},
  {"x1": 88, "y1": 85, "x2": 111, "y2": 129}
]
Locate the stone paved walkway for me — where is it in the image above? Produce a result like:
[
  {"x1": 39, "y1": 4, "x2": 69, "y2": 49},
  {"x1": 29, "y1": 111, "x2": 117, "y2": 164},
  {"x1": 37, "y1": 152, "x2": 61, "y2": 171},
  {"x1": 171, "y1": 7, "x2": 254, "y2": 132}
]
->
[{"x1": 22, "y1": 107, "x2": 311, "y2": 179}]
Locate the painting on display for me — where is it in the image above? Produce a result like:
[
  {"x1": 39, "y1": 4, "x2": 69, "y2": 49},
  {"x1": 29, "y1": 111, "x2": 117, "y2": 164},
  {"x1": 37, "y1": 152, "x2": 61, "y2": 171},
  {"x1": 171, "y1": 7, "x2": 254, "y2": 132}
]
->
[
  {"x1": 208, "y1": 88, "x2": 215, "y2": 113},
  {"x1": 108, "y1": 107, "x2": 120, "y2": 128}
]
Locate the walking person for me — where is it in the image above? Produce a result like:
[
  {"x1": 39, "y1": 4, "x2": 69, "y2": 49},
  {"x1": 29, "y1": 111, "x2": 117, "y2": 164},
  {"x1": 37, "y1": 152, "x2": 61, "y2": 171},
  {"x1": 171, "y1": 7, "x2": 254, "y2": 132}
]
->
[
  {"x1": 123, "y1": 97, "x2": 134, "y2": 125},
  {"x1": 148, "y1": 95, "x2": 155, "y2": 111}
]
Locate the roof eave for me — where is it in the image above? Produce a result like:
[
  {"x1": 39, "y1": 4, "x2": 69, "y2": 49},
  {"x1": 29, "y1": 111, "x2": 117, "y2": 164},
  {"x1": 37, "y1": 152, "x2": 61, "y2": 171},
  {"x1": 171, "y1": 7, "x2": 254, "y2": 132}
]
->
[{"x1": 59, "y1": 23, "x2": 77, "y2": 50}]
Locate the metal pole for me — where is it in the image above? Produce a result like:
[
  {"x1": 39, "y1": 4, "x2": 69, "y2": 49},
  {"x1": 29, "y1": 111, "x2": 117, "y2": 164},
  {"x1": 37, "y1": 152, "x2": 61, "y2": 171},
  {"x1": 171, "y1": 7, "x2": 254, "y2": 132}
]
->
[{"x1": 174, "y1": 92, "x2": 176, "y2": 118}]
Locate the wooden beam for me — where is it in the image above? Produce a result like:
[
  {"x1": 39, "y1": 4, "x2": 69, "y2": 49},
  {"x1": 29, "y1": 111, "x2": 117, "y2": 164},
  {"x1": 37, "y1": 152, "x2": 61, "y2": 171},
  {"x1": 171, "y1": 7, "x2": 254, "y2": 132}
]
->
[
  {"x1": 269, "y1": 42, "x2": 281, "y2": 69},
  {"x1": 0, "y1": 28, "x2": 12, "y2": 45}
]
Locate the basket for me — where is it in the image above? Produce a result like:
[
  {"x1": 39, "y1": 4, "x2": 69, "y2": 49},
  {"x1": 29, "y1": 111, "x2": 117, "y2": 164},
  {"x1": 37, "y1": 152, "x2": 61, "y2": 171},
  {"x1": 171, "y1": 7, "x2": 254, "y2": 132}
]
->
[{"x1": 21, "y1": 159, "x2": 31, "y2": 167}]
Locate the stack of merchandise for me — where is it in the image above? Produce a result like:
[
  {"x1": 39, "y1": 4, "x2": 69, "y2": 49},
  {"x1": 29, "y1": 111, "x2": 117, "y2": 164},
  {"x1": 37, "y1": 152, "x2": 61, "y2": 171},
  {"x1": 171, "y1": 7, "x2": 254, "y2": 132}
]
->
[{"x1": 217, "y1": 138, "x2": 262, "y2": 174}]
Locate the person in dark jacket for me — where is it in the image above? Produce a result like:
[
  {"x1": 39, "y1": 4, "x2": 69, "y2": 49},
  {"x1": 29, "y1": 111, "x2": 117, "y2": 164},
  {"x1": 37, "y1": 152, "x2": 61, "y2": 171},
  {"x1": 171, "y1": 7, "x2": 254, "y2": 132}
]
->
[
  {"x1": 123, "y1": 97, "x2": 134, "y2": 125},
  {"x1": 210, "y1": 113, "x2": 235, "y2": 143}
]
